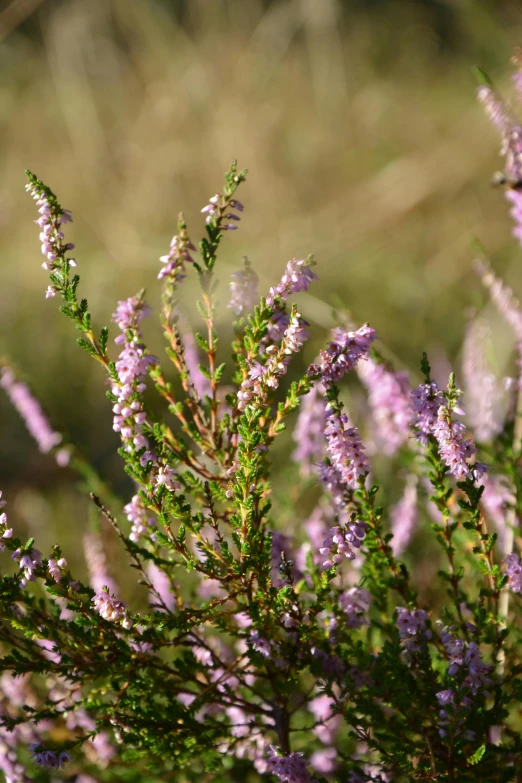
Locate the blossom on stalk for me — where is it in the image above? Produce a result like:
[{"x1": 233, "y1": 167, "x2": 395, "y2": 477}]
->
[
  {"x1": 315, "y1": 324, "x2": 377, "y2": 387},
  {"x1": 47, "y1": 557, "x2": 67, "y2": 583},
  {"x1": 476, "y1": 261, "x2": 522, "y2": 386},
  {"x1": 266, "y1": 257, "x2": 317, "y2": 308},
  {"x1": 111, "y1": 294, "x2": 156, "y2": 465},
  {"x1": 228, "y1": 260, "x2": 259, "y2": 316},
  {"x1": 11, "y1": 547, "x2": 42, "y2": 588},
  {"x1": 478, "y1": 85, "x2": 522, "y2": 245},
  {"x1": 433, "y1": 398, "x2": 483, "y2": 481},
  {"x1": 237, "y1": 311, "x2": 308, "y2": 411},
  {"x1": 292, "y1": 384, "x2": 326, "y2": 476},
  {"x1": 357, "y1": 358, "x2": 412, "y2": 455},
  {"x1": 319, "y1": 520, "x2": 368, "y2": 569},
  {"x1": 411, "y1": 381, "x2": 442, "y2": 445},
  {"x1": 124, "y1": 494, "x2": 156, "y2": 542},
  {"x1": 266, "y1": 747, "x2": 316, "y2": 783},
  {"x1": 0, "y1": 492, "x2": 13, "y2": 552},
  {"x1": 147, "y1": 561, "x2": 175, "y2": 612},
  {"x1": 201, "y1": 194, "x2": 243, "y2": 230},
  {"x1": 83, "y1": 531, "x2": 117, "y2": 595},
  {"x1": 324, "y1": 407, "x2": 369, "y2": 490},
  {"x1": 179, "y1": 326, "x2": 211, "y2": 399},
  {"x1": 390, "y1": 478, "x2": 418, "y2": 556},
  {"x1": 29, "y1": 746, "x2": 71, "y2": 769},
  {"x1": 505, "y1": 552, "x2": 522, "y2": 593},
  {"x1": 92, "y1": 589, "x2": 130, "y2": 627},
  {"x1": 339, "y1": 587, "x2": 371, "y2": 629},
  {"x1": 481, "y1": 473, "x2": 513, "y2": 553},
  {"x1": 308, "y1": 694, "x2": 341, "y2": 746},
  {"x1": 462, "y1": 316, "x2": 506, "y2": 442},
  {"x1": 158, "y1": 220, "x2": 196, "y2": 282},
  {"x1": 0, "y1": 367, "x2": 64, "y2": 456},
  {"x1": 25, "y1": 174, "x2": 75, "y2": 295},
  {"x1": 396, "y1": 608, "x2": 431, "y2": 652}
]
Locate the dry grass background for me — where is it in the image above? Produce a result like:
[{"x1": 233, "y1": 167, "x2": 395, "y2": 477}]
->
[{"x1": 1, "y1": 0, "x2": 522, "y2": 567}]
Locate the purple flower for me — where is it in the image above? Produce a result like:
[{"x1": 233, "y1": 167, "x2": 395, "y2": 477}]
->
[
  {"x1": 111, "y1": 294, "x2": 156, "y2": 461},
  {"x1": 319, "y1": 521, "x2": 367, "y2": 569},
  {"x1": 476, "y1": 261, "x2": 522, "y2": 388},
  {"x1": 249, "y1": 630, "x2": 271, "y2": 657},
  {"x1": 292, "y1": 384, "x2": 326, "y2": 476},
  {"x1": 358, "y1": 358, "x2": 412, "y2": 456},
  {"x1": 266, "y1": 258, "x2": 318, "y2": 308},
  {"x1": 124, "y1": 494, "x2": 156, "y2": 542},
  {"x1": 0, "y1": 493, "x2": 13, "y2": 552},
  {"x1": 481, "y1": 474, "x2": 513, "y2": 553},
  {"x1": 11, "y1": 547, "x2": 42, "y2": 588},
  {"x1": 26, "y1": 179, "x2": 75, "y2": 279},
  {"x1": 478, "y1": 85, "x2": 522, "y2": 245},
  {"x1": 237, "y1": 311, "x2": 309, "y2": 411},
  {"x1": 266, "y1": 747, "x2": 316, "y2": 783},
  {"x1": 147, "y1": 561, "x2": 175, "y2": 612},
  {"x1": 158, "y1": 226, "x2": 195, "y2": 282},
  {"x1": 228, "y1": 261, "x2": 259, "y2": 316},
  {"x1": 201, "y1": 194, "x2": 243, "y2": 230},
  {"x1": 436, "y1": 689, "x2": 455, "y2": 706},
  {"x1": 411, "y1": 381, "x2": 442, "y2": 445},
  {"x1": 390, "y1": 478, "x2": 418, "y2": 556},
  {"x1": 179, "y1": 326, "x2": 211, "y2": 399},
  {"x1": 339, "y1": 587, "x2": 371, "y2": 629},
  {"x1": 0, "y1": 366, "x2": 62, "y2": 454},
  {"x1": 396, "y1": 607, "x2": 431, "y2": 652},
  {"x1": 505, "y1": 552, "x2": 522, "y2": 593},
  {"x1": 439, "y1": 627, "x2": 492, "y2": 695},
  {"x1": 92, "y1": 589, "x2": 130, "y2": 626},
  {"x1": 48, "y1": 557, "x2": 67, "y2": 583},
  {"x1": 29, "y1": 746, "x2": 71, "y2": 769},
  {"x1": 83, "y1": 531, "x2": 118, "y2": 595},
  {"x1": 324, "y1": 408, "x2": 369, "y2": 490},
  {"x1": 462, "y1": 316, "x2": 506, "y2": 442},
  {"x1": 317, "y1": 324, "x2": 376, "y2": 387},
  {"x1": 432, "y1": 402, "x2": 480, "y2": 481}
]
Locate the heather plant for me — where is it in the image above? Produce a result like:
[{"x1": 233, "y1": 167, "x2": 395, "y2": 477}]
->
[{"x1": 4, "y1": 62, "x2": 522, "y2": 783}]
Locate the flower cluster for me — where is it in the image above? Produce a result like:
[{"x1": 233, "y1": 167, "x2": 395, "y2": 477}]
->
[
  {"x1": 478, "y1": 83, "x2": 522, "y2": 245},
  {"x1": 266, "y1": 747, "x2": 316, "y2": 783},
  {"x1": 316, "y1": 324, "x2": 377, "y2": 387},
  {"x1": 30, "y1": 746, "x2": 71, "y2": 769},
  {"x1": 292, "y1": 384, "x2": 326, "y2": 476},
  {"x1": 0, "y1": 366, "x2": 64, "y2": 457},
  {"x1": 111, "y1": 294, "x2": 156, "y2": 464},
  {"x1": 92, "y1": 589, "x2": 131, "y2": 628},
  {"x1": 324, "y1": 408, "x2": 369, "y2": 489},
  {"x1": 319, "y1": 520, "x2": 368, "y2": 569},
  {"x1": 266, "y1": 257, "x2": 317, "y2": 308},
  {"x1": 124, "y1": 494, "x2": 156, "y2": 542},
  {"x1": 411, "y1": 381, "x2": 442, "y2": 444},
  {"x1": 396, "y1": 608, "x2": 431, "y2": 652},
  {"x1": 237, "y1": 311, "x2": 308, "y2": 411},
  {"x1": 505, "y1": 552, "x2": 522, "y2": 593},
  {"x1": 390, "y1": 478, "x2": 418, "y2": 556},
  {"x1": 0, "y1": 493, "x2": 13, "y2": 552},
  {"x1": 228, "y1": 261, "x2": 259, "y2": 316},
  {"x1": 338, "y1": 587, "x2": 371, "y2": 629},
  {"x1": 25, "y1": 178, "x2": 74, "y2": 297},
  {"x1": 357, "y1": 358, "x2": 412, "y2": 455},
  {"x1": 11, "y1": 546, "x2": 42, "y2": 588},
  {"x1": 158, "y1": 223, "x2": 196, "y2": 282},
  {"x1": 201, "y1": 193, "x2": 243, "y2": 230}
]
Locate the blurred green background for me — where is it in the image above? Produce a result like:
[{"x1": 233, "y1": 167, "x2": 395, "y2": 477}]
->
[{"x1": 2, "y1": 0, "x2": 522, "y2": 574}]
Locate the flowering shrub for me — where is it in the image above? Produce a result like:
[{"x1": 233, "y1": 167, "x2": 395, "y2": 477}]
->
[{"x1": 3, "y1": 60, "x2": 522, "y2": 783}]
